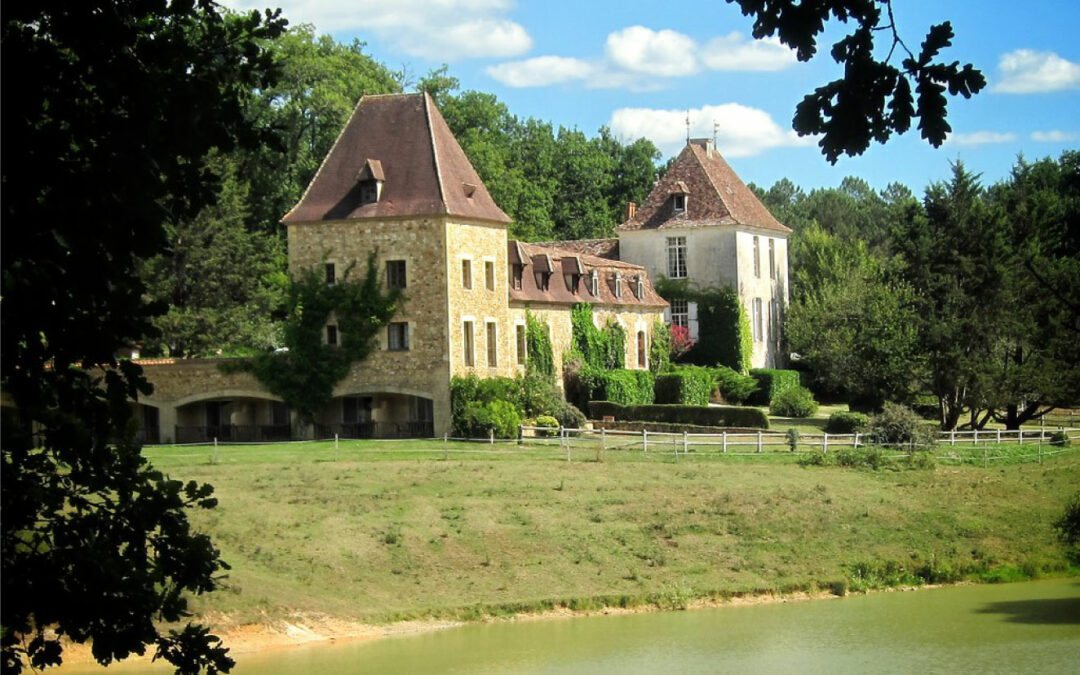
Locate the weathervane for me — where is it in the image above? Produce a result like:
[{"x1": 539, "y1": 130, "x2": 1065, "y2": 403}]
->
[
  {"x1": 713, "y1": 121, "x2": 719, "y2": 149},
  {"x1": 685, "y1": 110, "x2": 691, "y2": 144}
]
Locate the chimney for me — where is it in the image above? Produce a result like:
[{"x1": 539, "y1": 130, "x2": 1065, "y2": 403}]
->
[
  {"x1": 624, "y1": 201, "x2": 637, "y2": 221},
  {"x1": 689, "y1": 137, "x2": 714, "y2": 156}
]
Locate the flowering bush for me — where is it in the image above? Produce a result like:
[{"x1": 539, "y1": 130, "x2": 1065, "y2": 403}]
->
[{"x1": 670, "y1": 324, "x2": 695, "y2": 360}]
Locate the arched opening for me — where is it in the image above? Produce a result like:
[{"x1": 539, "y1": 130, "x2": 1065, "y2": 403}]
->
[
  {"x1": 174, "y1": 396, "x2": 290, "y2": 444},
  {"x1": 316, "y1": 393, "x2": 434, "y2": 439}
]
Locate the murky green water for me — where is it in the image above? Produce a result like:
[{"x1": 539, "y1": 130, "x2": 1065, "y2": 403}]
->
[{"x1": 67, "y1": 579, "x2": 1080, "y2": 673}]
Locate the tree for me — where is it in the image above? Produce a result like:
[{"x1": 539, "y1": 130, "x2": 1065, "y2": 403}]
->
[
  {"x1": 727, "y1": 0, "x2": 986, "y2": 162},
  {"x1": 1, "y1": 1, "x2": 285, "y2": 672}
]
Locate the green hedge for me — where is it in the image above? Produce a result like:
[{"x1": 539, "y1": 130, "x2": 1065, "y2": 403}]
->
[
  {"x1": 655, "y1": 368, "x2": 713, "y2": 406},
  {"x1": 712, "y1": 366, "x2": 758, "y2": 404},
  {"x1": 748, "y1": 369, "x2": 801, "y2": 406},
  {"x1": 769, "y1": 386, "x2": 819, "y2": 418},
  {"x1": 588, "y1": 401, "x2": 769, "y2": 429},
  {"x1": 597, "y1": 369, "x2": 654, "y2": 406},
  {"x1": 824, "y1": 411, "x2": 870, "y2": 434}
]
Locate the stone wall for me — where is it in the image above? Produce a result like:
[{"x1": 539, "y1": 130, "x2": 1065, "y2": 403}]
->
[
  {"x1": 288, "y1": 216, "x2": 453, "y2": 434},
  {"x1": 734, "y1": 229, "x2": 788, "y2": 368}
]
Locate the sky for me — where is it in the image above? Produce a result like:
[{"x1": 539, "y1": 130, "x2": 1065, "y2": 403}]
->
[{"x1": 226, "y1": 0, "x2": 1080, "y2": 193}]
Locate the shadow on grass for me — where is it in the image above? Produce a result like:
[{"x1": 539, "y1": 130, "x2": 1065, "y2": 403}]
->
[{"x1": 975, "y1": 596, "x2": 1080, "y2": 625}]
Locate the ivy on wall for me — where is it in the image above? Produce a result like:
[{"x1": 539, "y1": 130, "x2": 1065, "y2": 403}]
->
[
  {"x1": 223, "y1": 253, "x2": 399, "y2": 421},
  {"x1": 569, "y1": 303, "x2": 625, "y2": 370},
  {"x1": 654, "y1": 279, "x2": 753, "y2": 373},
  {"x1": 524, "y1": 310, "x2": 554, "y2": 378}
]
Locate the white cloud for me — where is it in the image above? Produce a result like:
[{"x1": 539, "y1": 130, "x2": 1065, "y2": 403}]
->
[
  {"x1": 944, "y1": 131, "x2": 1018, "y2": 147},
  {"x1": 605, "y1": 26, "x2": 699, "y2": 77},
  {"x1": 992, "y1": 49, "x2": 1080, "y2": 94},
  {"x1": 702, "y1": 32, "x2": 797, "y2": 71},
  {"x1": 222, "y1": 0, "x2": 532, "y2": 60},
  {"x1": 1031, "y1": 130, "x2": 1079, "y2": 142},
  {"x1": 486, "y1": 56, "x2": 594, "y2": 87},
  {"x1": 610, "y1": 104, "x2": 812, "y2": 158}
]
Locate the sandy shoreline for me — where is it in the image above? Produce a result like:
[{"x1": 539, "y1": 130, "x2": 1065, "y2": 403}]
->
[{"x1": 58, "y1": 585, "x2": 914, "y2": 668}]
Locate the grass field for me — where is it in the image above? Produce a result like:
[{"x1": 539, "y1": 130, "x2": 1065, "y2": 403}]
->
[{"x1": 146, "y1": 437, "x2": 1080, "y2": 629}]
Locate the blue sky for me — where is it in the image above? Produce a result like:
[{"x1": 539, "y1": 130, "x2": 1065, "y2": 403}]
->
[{"x1": 229, "y1": 0, "x2": 1079, "y2": 193}]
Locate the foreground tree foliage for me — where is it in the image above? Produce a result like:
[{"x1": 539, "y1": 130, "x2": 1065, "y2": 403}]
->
[
  {"x1": 728, "y1": 0, "x2": 986, "y2": 162},
  {"x1": 1, "y1": 1, "x2": 285, "y2": 672}
]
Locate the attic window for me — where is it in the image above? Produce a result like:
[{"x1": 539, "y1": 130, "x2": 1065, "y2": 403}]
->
[
  {"x1": 613, "y1": 272, "x2": 623, "y2": 299},
  {"x1": 462, "y1": 182, "x2": 477, "y2": 198},
  {"x1": 565, "y1": 271, "x2": 580, "y2": 294},
  {"x1": 356, "y1": 158, "x2": 385, "y2": 205},
  {"x1": 673, "y1": 194, "x2": 686, "y2": 211},
  {"x1": 512, "y1": 263, "x2": 524, "y2": 290},
  {"x1": 633, "y1": 274, "x2": 644, "y2": 300},
  {"x1": 535, "y1": 269, "x2": 551, "y2": 291},
  {"x1": 589, "y1": 270, "x2": 599, "y2": 296}
]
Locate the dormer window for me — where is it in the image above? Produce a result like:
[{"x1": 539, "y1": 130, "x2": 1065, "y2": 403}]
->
[
  {"x1": 613, "y1": 272, "x2": 623, "y2": 299},
  {"x1": 535, "y1": 269, "x2": 551, "y2": 291},
  {"x1": 512, "y1": 263, "x2": 524, "y2": 290},
  {"x1": 532, "y1": 253, "x2": 553, "y2": 292},
  {"x1": 670, "y1": 181, "x2": 689, "y2": 213},
  {"x1": 562, "y1": 256, "x2": 584, "y2": 294},
  {"x1": 356, "y1": 158, "x2": 385, "y2": 205},
  {"x1": 633, "y1": 274, "x2": 644, "y2": 300},
  {"x1": 589, "y1": 270, "x2": 599, "y2": 296}
]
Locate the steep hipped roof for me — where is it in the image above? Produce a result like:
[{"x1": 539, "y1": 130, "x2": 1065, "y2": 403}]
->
[
  {"x1": 616, "y1": 140, "x2": 790, "y2": 234},
  {"x1": 283, "y1": 93, "x2": 510, "y2": 225},
  {"x1": 533, "y1": 238, "x2": 620, "y2": 260},
  {"x1": 508, "y1": 241, "x2": 667, "y2": 309}
]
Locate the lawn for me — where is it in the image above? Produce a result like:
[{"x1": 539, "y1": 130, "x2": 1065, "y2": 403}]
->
[{"x1": 144, "y1": 438, "x2": 1080, "y2": 628}]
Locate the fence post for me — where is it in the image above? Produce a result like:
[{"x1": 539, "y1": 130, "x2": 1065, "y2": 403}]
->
[
  {"x1": 757, "y1": 430, "x2": 763, "y2": 454},
  {"x1": 722, "y1": 431, "x2": 728, "y2": 454},
  {"x1": 643, "y1": 429, "x2": 648, "y2": 453},
  {"x1": 212, "y1": 437, "x2": 219, "y2": 465},
  {"x1": 683, "y1": 430, "x2": 689, "y2": 456},
  {"x1": 854, "y1": 432, "x2": 860, "y2": 448},
  {"x1": 565, "y1": 428, "x2": 571, "y2": 462},
  {"x1": 518, "y1": 424, "x2": 523, "y2": 446},
  {"x1": 334, "y1": 433, "x2": 339, "y2": 462},
  {"x1": 996, "y1": 429, "x2": 1001, "y2": 444},
  {"x1": 443, "y1": 433, "x2": 448, "y2": 461},
  {"x1": 950, "y1": 430, "x2": 956, "y2": 446},
  {"x1": 601, "y1": 427, "x2": 607, "y2": 451},
  {"x1": 974, "y1": 429, "x2": 980, "y2": 445},
  {"x1": 823, "y1": 433, "x2": 829, "y2": 455}
]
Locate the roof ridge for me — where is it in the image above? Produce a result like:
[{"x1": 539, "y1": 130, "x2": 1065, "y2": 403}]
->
[{"x1": 422, "y1": 92, "x2": 449, "y2": 214}]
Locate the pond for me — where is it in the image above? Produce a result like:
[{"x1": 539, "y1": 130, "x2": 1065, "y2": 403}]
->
[{"x1": 66, "y1": 578, "x2": 1080, "y2": 673}]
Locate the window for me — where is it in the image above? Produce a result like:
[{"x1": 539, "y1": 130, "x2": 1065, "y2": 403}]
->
[
  {"x1": 768, "y1": 239, "x2": 776, "y2": 280},
  {"x1": 386, "y1": 260, "x2": 407, "y2": 289},
  {"x1": 387, "y1": 322, "x2": 409, "y2": 351},
  {"x1": 463, "y1": 321, "x2": 474, "y2": 366},
  {"x1": 485, "y1": 260, "x2": 495, "y2": 291},
  {"x1": 324, "y1": 263, "x2": 336, "y2": 285},
  {"x1": 666, "y1": 237, "x2": 687, "y2": 278},
  {"x1": 359, "y1": 180, "x2": 379, "y2": 205},
  {"x1": 565, "y1": 272, "x2": 580, "y2": 294},
  {"x1": 512, "y1": 264, "x2": 523, "y2": 290},
  {"x1": 673, "y1": 194, "x2": 686, "y2": 212},
  {"x1": 342, "y1": 396, "x2": 372, "y2": 423},
  {"x1": 637, "y1": 331, "x2": 646, "y2": 368},
  {"x1": 486, "y1": 321, "x2": 498, "y2": 367},
  {"x1": 326, "y1": 324, "x2": 338, "y2": 346},
  {"x1": 516, "y1": 324, "x2": 526, "y2": 366},
  {"x1": 534, "y1": 270, "x2": 550, "y2": 291},
  {"x1": 461, "y1": 259, "x2": 472, "y2": 289},
  {"x1": 770, "y1": 300, "x2": 781, "y2": 344},
  {"x1": 613, "y1": 272, "x2": 623, "y2": 299},
  {"x1": 589, "y1": 270, "x2": 599, "y2": 296},
  {"x1": 633, "y1": 275, "x2": 644, "y2": 300},
  {"x1": 753, "y1": 236, "x2": 761, "y2": 278},
  {"x1": 752, "y1": 298, "x2": 763, "y2": 342},
  {"x1": 671, "y1": 299, "x2": 688, "y2": 328}
]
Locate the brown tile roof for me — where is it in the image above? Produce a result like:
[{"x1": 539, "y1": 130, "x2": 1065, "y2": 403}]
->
[
  {"x1": 283, "y1": 93, "x2": 511, "y2": 225},
  {"x1": 533, "y1": 238, "x2": 621, "y2": 260},
  {"x1": 508, "y1": 241, "x2": 667, "y2": 309},
  {"x1": 616, "y1": 140, "x2": 790, "y2": 234}
]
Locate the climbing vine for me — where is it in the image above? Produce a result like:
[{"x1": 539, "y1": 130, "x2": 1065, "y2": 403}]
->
[
  {"x1": 569, "y1": 303, "x2": 625, "y2": 370},
  {"x1": 524, "y1": 310, "x2": 554, "y2": 378},
  {"x1": 223, "y1": 253, "x2": 399, "y2": 421},
  {"x1": 655, "y1": 279, "x2": 753, "y2": 373}
]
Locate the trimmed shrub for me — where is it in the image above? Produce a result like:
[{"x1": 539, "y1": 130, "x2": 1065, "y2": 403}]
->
[
  {"x1": 1050, "y1": 430, "x2": 1071, "y2": 447},
  {"x1": 748, "y1": 369, "x2": 801, "y2": 406},
  {"x1": 824, "y1": 411, "x2": 870, "y2": 434},
  {"x1": 770, "y1": 386, "x2": 819, "y2": 418},
  {"x1": 584, "y1": 368, "x2": 654, "y2": 407},
  {"x1": 711, "y1": 365, "x2": 757, "y2": 405},
  {"x1": 588, "y1": 401, "x2": 769, "y2": 429},
  {"x1": 654, "y1": 367, "x2": 713, "y2": 406},
  {"x1": 524, "y1": 415, "x2": 559, "y2": 436},
  {"x1": 549, "y1": 399, "x2": 587, "y2": 429},
  {"x1": 459, "y1": 399, "x2": 521, "y2": 439},
  {"x1": 868, "y1": 402, "x2": 937, "y2": 448}
]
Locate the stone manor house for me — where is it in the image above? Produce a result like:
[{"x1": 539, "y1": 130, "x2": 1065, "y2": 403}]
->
[{"x1": 125, "y1": 92, "x2": 788, "y2": 443}]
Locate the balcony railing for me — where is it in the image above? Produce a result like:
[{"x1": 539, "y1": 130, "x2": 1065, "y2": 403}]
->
[{"x1": 174, "y1": 424, "x2": 292, "y2": 444}]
